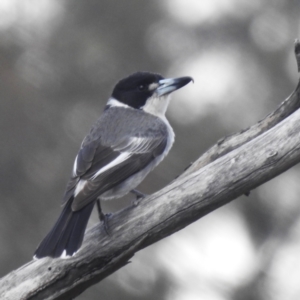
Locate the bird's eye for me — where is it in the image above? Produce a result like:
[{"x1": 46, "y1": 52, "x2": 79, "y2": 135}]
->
[{"x1": 138, "y1": 84, "x2": 146, "y2": 91}]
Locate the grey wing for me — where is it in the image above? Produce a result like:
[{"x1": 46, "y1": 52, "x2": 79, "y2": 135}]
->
[
  {"x1": 62, "y1": 140, "x2": 120, "y2": 203},
  {"x1": 63, "y1": 133, "x2": 168, "y2": 211}
]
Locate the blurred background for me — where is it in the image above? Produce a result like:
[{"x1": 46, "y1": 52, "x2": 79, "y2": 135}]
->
[{"x1": 0, "y1": 0, "x2": 300, "y2": 299}]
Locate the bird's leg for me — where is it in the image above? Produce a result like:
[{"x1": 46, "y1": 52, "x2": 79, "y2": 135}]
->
[
  {"x1": 96, "y1": 199, "x2": 110, "y2": 235},
  {"x1": 96, "y1": 199, "x2": 105, "y2": 220}
]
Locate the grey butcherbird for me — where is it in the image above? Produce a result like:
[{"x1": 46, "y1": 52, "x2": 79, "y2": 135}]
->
[{"x1": 34, "y1": 72, "x2": 193, "y2": 258}]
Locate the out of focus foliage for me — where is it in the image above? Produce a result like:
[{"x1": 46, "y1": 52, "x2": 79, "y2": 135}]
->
[{"x1": 1, "y1": 1, "x2": 300, "y2": 299}]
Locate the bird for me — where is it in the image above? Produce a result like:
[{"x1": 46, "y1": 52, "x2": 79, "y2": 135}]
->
[{"x1": 34, "y1": 71, "x2": 193, "y2": 259}]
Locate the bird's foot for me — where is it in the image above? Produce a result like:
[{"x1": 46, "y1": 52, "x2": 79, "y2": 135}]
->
[
  {"x1": 131, "y1": 189, "x2": 147, "y2": 199},
  {"x1": 97, "y1": 199, "x2": 111, "y2": 235},
  {"x1": 131, "y1": 189, "x2": 148, "y2": 206},
  {"x1": 100, "y1": 212, "x2": 112, "y2": 235}
]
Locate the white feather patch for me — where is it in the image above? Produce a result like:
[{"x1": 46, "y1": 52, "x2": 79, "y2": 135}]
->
[
  {"x1": 72, "y1": 155, "x2": 78, "y2": 176},
  {"x1": 126, "y1": 137, "x2": 152, "y2": 153},
  {"x1": 113, "y1": 137, "x2": 153, "y2": 153},
  {"x1": 60, "y1": 250, "x2": 73, "y2": 259},
  {"x1": 74, "y1": 179, "x2": 87, "y2": 196},
  {"x1": 142, "y1": 94, "x2": 171, "y2": 118},
  {"x1": 107, "y1": 97, "x2": 130, "y2": 108},
  {"x1": 90, "y1": 152, "x2": 131, "y2": 180}
]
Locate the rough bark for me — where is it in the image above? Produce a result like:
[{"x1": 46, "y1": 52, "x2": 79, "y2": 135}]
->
[
  {"x1": 180, "y1": 40, "x2": 300, "y2": 176},
  {"x1": 1, "y1": 40, "x2": 300, "y2": 300}
]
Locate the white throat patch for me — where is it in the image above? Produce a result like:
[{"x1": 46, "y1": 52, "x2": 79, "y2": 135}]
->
[{"x1": 142, "y1": 94, "x2": 171, "y2": 118}]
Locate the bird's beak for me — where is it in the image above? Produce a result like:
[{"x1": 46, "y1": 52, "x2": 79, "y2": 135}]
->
[{"x1": 156, "y1": 76, "x2": 193, "y2": 96}]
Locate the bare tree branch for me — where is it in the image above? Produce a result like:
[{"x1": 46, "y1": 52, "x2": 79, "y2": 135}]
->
[
  {"x1": 181, "y1": 39, "x2": 300, "y2": 177},
  {"x1": 1, "y1": 40, "x2": 300, "y2": 300}
]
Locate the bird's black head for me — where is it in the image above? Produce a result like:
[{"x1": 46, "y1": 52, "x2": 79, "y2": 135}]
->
[{"x1": 111, "y1": 72, "x2": 164, "y2": 109}]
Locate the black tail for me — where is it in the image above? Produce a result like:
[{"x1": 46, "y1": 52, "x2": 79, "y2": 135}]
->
[{"x1": 34, "y1": 198, "x2": 94, "y2": 258}]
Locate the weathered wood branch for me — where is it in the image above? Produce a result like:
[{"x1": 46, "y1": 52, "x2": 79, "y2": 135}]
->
[
  {"x1": 181, "y1": 39, "x2": 300, "y2": 176},
  {"x1": 1, "y1": 40, "x2": 300, "y2": 300}
]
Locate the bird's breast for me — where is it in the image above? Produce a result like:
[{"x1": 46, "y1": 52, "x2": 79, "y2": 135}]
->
[{"x1": 160, "y1": 116, "x2": 175, "y2": 159}]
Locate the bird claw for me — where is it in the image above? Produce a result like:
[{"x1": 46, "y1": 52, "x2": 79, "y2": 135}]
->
[{"x1": 131, "y1": 189, "x2": 148, "y2": 206}]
